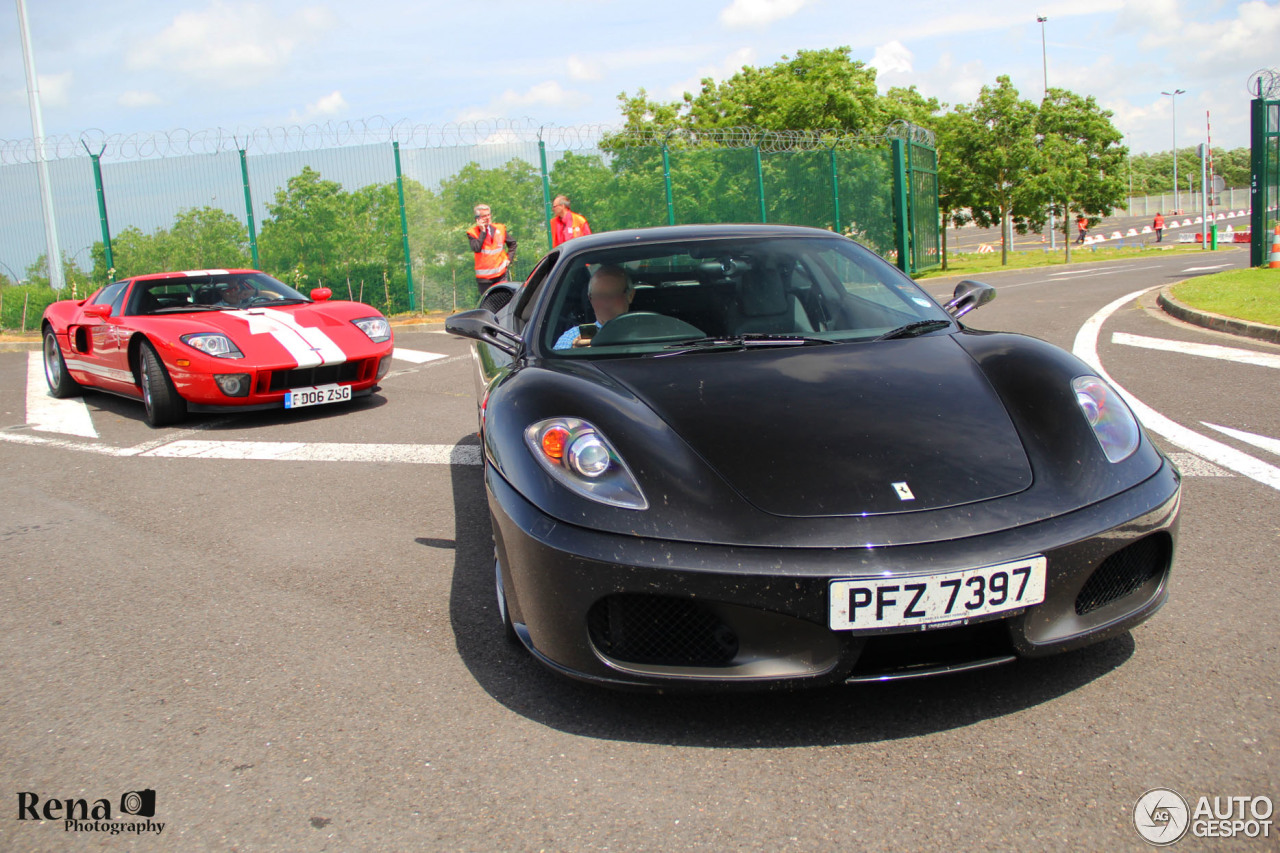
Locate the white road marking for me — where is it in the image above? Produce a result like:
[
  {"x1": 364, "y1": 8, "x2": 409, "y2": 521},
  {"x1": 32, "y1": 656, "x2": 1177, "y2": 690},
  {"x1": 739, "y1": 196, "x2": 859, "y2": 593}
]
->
[
  {"x1": 1074, "y1": 287, "x2": 1280, "y2": 492},
  {"x1": 1201, "y1": 423, "x2": 1280, "y2": 458},
  {"x1": 392, "y1": 348, "x2": 447, "y2": 364},
  {"x1": 1112, "y1": 333, "x2": 1280, "y2": 369},
  {"x1": 1166, "y1": 452, "x2": 1233, "y2": 477},
  {"x1": 1182, "y1": 264, "x2": 1233, "y2": 272},
  {"x1": 139, "y1": 440, "x2": 480, "y2": 464},
  {"x1": 0, "y1": 430, "x2": 481, "y2": 465},
  {"x1": 24, "y1": 352, "x2": 98, "y2": 438}
]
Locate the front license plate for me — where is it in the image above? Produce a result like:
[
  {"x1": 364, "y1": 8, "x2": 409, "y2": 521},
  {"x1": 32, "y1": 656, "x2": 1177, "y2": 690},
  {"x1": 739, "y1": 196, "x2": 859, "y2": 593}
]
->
[
  {"x1": 829, "y1": 556, "x2": 1047, "y2": 631},
  {"x1": 284, "y1": 383, "x2": 352, "y2": 409}
]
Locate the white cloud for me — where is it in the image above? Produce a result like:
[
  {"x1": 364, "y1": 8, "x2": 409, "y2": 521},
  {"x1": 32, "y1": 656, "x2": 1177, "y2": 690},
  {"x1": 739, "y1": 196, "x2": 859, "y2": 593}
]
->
[
  {"x1": 37, "y1": 72, "x2": 73, "y2": 107},
  {"x1": 567, "y1": 56, "x2": 602, "y2": 82},
  {"x1": 663, "y1": 47, "x2": 756, "y2": 100},
  {"x1": 287, "y1": 90, "x2": 348, "y2": 123},
  {"x1": 119, "y1": 90, "x2": 163, "y2": 108},
  {"x1": 870, "y1": 41, "x2": 913, "y2": 77},
  {"x1": 126, "y1": 1, "x2": 336, "y2": 87},
  {"x1": 719, "y1": 0, "x2": 814, "y2": 29},
  {"x1": 456, "y1": 81, "x2": 589, "y2": 123}
]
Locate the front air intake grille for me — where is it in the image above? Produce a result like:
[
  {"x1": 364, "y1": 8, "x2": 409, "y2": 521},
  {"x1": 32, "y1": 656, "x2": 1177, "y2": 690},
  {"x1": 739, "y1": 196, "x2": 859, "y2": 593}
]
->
[
  {"x1": 588, "y1": 594, "x2": 739, "y2": 667},
  {"x1": 268, "y1": 360, "x2": 364, "y2": 392},
  {"x1": 1075, "y1": 534, "x2": 1170, "y2": 615}
]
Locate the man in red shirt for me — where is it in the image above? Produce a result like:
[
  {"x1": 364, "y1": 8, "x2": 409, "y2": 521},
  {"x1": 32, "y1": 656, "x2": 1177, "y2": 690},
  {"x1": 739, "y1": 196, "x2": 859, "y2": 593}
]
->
[
  {"x1": 1153, "y1": 212, "x2": 1165, "y2": 243},
  {"x1": 466, "y1": 203, "x2": 517, "y2": 295},
  {"x1": 550, "y1": 195, "x2": 591, "y2": 247}
]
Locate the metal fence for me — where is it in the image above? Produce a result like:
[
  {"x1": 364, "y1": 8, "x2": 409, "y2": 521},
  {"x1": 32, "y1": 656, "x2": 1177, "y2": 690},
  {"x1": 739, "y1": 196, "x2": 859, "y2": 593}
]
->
[{"x1": 0, "y1": 119, "x2": 940, "y2": 325}]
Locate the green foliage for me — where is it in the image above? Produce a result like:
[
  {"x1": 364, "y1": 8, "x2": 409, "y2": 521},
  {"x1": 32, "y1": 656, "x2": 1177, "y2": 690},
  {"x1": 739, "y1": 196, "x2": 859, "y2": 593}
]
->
[
  {"x1": 91, "y1": 206, "x2": 251, "y2": 282},
  {"x1": 1127, "y1": 146, "x2": 1251, "y2": 197}
]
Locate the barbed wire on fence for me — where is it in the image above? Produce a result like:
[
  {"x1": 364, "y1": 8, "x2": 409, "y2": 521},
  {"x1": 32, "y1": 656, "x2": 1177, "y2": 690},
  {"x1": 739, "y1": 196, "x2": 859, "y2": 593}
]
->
[
  {"x1": 1247, "y1": 68, "x2": 1280, "y2": 99},
  {"x1": 0, "y1": 116, "x2": 923, "y2": 166}
]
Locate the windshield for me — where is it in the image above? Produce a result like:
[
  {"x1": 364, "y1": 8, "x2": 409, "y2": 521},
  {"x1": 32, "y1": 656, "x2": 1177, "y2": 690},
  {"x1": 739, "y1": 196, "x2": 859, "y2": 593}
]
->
[
  {"x1": 126, "y1": 272, "x2": 310, "y2": 316},
  {"x1": 540, "y1": 236, "x2": 951, "y2": 357}
]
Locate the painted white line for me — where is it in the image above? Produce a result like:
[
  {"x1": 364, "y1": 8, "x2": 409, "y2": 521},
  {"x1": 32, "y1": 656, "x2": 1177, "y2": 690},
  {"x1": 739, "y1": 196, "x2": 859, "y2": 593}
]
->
[
  {"x1": 1182, "y1": 264, "x2": 1233, "y2": 272},
  {"x1": 138, "y1": 440, "x2": 481, "y2": 465},
  {"x1": 1166, "y1": 452, "x2": 1233, "y2": 477},
  {"x1": 25, "y1": 352, "x2": 98, "y2": 438},
  {"x1": 1201, "y1": 423, "x2": 1280, "y2": 458},
  {"x1": 1112, "y1": 333, "x2": 1280, "y2": 369},
  {"x1": 392, "y1": 348, "x2": 447, "y2": 364},
  {"x1": 1074, "y1": 287, "x2": 1280, "y2": 492},
  {"x1": 0, "y1": 431, "x2": 482, "y2": 465}
]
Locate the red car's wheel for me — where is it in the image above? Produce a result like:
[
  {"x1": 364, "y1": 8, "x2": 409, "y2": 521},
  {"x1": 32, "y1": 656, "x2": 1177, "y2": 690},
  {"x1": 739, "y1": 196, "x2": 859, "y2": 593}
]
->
[
  {"x1": 139, "y1": 341, "x2": 187, "y2": 427},
  {"x1": 42, "y1": 328, "x2": 82, "y2": 398}
]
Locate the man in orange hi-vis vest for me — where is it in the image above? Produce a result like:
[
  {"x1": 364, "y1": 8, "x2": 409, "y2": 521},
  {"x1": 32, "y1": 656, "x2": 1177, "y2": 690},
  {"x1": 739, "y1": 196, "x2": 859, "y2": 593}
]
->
[
  {"x1": 467, "y1": 203, "x2": 517, "y2": 295},
  {"x1": 550, "y1": 195, "x2": 592, "y2": 247}
]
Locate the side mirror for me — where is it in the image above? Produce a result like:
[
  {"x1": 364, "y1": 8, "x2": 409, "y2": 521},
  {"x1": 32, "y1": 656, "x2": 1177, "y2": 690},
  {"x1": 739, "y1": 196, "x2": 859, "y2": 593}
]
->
[
  {"x1": 944, "y1": 279, "x2": 996, "y2": 319},
  {"x1": 310, "y1": 287, "x2": 333, "y2": 302},
  {"x1": 83, "y1": 303, "x2": 112, "y2": 318},
  {"x1": 445, "y1": 308, "x2": 522, "y2": 357}
]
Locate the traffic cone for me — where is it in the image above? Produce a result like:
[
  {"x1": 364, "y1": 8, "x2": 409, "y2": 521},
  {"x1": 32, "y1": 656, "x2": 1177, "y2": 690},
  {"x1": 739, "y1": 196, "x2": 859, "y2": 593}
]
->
[{"x1": 1270, "y1": 225, "x2": 1280, "y2": 269}]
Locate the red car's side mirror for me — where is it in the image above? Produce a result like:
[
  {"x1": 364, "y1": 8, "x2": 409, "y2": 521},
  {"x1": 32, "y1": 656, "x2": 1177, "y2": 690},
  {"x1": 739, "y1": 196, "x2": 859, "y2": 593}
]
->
[
  {"x1": 83, "y1": 304, "x2": 112, "y2": 318},
  {"x1": 310, "y1": 287, "x2": 332, "y2": 302}
]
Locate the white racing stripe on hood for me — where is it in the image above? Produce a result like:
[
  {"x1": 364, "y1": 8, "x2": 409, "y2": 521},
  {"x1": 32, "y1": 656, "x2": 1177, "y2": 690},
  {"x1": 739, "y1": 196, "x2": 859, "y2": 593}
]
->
[{"x1": 228, "y1": 308, "x2": 346, "y2": 368}]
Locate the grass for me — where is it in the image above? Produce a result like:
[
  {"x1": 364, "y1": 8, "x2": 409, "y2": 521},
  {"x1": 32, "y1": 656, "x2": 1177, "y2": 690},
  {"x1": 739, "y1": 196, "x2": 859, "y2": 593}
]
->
[
  {"x1": 917, "y1": 243, "x2": 1216, "y2": 279},
  {"x1": 1170, "y1": 267, "x2": 1280, "y2": 327}
]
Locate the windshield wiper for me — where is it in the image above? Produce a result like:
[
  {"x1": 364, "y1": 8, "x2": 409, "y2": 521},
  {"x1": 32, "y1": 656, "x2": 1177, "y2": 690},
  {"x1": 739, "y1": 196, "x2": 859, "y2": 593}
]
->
[
  {"x1": 873, "y1": 319, "x2": 952, "y2": 341},
  {"x1": 656, "y1": 333, "x2": 833, "y2": 356},
  {"x1": 246, "y1": 296, "x2": 309, "y2": 306}
]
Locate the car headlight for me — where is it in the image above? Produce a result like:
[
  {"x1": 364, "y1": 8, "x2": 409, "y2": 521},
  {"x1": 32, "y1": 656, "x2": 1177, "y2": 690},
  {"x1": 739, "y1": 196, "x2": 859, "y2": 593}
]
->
[
  {"x1": 524, "y1": 417, "x2": 648, "y2": 509},
  {"x1": 1073, "y1": 375, "x2": 1140, "y2": 463},
  {"x1": 181, "y1": 333, "x2": 243, "y2": 358},
  {"x1": 352, "y1": 316, "x2": 391, "y2": 343}
]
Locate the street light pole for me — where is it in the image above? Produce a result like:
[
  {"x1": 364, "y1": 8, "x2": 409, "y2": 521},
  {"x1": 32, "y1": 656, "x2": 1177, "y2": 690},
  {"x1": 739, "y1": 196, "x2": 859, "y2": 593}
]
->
[
  {"x1": 1037, "y1": 15, "x2": 1055, "y2": 249},
  {"x1": 1162, "y1": 88, "x2": 1185, "y2": 212}
]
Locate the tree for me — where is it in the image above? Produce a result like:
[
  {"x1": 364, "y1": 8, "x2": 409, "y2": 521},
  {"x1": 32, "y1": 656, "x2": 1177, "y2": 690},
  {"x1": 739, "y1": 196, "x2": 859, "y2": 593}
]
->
[
  {"x1": 933, "y1": 111, "x2": 977, "y2": 270},
  {"x1": 1033, "y1": 88, "x2": 1127, "y2": 261},
  {"x1": 948, "y1": 76, "x2": 1042, "y2": 265}
]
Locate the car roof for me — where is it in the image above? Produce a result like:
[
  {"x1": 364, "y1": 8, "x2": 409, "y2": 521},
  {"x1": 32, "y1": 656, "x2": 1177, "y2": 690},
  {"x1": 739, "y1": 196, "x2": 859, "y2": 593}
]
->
[
  {"x1": 124, "y1": 269, "x2": 263, "y2": 284},
  {"x1": 555, "y1": 223, "x2": 843, "y2": 254}
]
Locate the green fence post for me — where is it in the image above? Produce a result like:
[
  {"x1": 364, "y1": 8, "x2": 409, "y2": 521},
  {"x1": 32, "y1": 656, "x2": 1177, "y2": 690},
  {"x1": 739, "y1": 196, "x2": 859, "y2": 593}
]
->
[
  {"x1": 539, "y1": 138, "x2": 554, "y2": 252},
  {"x1": 662, "y1": 140, "x2": 675, "y2": 226},
  {"x1": 890, "y1": 138, "x2": 911, "y2": 275},
  {"x1": 755, "y1": 146, "x2": 767, "y2": 223},
  {"x1": 392, "y1": 141, "x2": 415, "y2": 311},
  {"x1": 829, "y1": 147, "x2": 841, "y2": 235},
  {"x1": 84, "y1": 145, "x2": 113, "y2": 276},
  {"x1": 238, "y1": 148, "x2": 259, "y2": 270}
]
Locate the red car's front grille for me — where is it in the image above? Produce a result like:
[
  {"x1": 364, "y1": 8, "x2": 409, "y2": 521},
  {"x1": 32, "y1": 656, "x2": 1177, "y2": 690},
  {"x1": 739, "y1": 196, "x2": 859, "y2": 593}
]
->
[{"x1": 261, "y1": 359, "x2": 367, "y2": 393}]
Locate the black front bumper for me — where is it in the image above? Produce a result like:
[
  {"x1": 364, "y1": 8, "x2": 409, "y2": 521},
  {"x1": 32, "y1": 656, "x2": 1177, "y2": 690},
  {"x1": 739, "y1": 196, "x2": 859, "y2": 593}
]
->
[{"x1": 487, "y1": 460, "x2": 1181, "y2": 690}]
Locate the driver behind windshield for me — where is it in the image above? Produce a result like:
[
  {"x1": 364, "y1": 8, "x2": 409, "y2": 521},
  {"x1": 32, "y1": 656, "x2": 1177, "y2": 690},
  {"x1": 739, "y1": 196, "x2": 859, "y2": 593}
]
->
[
  {"x1": 219, "y1": 278, "x2": 256, "y2": 307},
  {"x1": 554, "y1": 265, "x2": 634, "y2": 349}
]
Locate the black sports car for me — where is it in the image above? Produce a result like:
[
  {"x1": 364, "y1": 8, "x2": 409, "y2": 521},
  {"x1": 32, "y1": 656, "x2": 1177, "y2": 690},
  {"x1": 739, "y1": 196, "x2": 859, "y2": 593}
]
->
[{"x1": 446, "y1": 224, "x2": 1180, "y2": 690}]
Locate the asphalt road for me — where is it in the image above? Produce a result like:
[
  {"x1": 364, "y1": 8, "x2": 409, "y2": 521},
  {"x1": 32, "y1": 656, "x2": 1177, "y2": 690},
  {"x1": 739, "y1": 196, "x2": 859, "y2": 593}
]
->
[
  {"x1": 946, "y1": 205, "x2": 1253, "y2": 254},
  {"x1": 2, "y1": 249, "x2": 1277, "y2": 851}
]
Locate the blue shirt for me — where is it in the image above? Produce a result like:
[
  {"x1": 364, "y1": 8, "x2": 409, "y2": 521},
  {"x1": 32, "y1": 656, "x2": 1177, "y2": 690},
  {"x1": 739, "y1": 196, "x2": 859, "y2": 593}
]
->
[{"x1": 554, "y1": 322, "x2": 599, "y2": 350}]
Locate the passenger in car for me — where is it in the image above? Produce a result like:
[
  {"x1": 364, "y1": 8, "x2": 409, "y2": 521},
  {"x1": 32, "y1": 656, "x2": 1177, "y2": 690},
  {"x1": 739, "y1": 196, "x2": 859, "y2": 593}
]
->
[{"x1": 553, "y1": 265, "x2": 634, "y2": 349}]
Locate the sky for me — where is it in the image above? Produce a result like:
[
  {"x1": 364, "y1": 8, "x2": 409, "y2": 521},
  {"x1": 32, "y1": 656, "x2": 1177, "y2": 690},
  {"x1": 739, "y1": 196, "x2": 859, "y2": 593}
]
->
[{"x1": 1, "y1": 0, "x2": 1278, "y2": 158}]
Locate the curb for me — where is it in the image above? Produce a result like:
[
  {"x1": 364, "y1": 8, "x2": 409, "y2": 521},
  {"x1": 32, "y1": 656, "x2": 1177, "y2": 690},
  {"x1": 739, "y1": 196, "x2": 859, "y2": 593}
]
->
[{"x1": 1157, "y1": 288, "x2": 1280, "y2": 345}]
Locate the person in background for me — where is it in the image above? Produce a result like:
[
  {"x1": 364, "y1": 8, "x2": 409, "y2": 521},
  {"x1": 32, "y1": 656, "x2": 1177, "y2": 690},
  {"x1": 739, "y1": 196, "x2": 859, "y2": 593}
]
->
[
  {"x1": 467, "y1": 203, "x2": 517, "y2": 295},
  {"x1": 550, "y1": 195, "x2": 592, "y2": 247},
  {"x1": 1153, "y1": 212, "x2": 1165, "y2": 243},
  {"x1": 1075, "y1": 215, "x2": 1088, "y2": 244}
]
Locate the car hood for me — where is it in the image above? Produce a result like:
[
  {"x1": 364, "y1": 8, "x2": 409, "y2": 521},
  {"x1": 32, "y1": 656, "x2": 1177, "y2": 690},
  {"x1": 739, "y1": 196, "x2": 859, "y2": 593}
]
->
[
  {"x1": 147, "y1": 302, "x2": 384, "y2": 365},
  {"x1": 591, "y1": 335, "x2": 1033, "y2": 517}
]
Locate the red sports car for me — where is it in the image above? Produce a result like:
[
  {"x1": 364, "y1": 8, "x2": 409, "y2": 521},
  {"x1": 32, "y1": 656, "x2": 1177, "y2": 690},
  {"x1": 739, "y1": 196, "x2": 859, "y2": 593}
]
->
[{"x1": 41, "y1": 269, "x2": 394, "y2": 426}]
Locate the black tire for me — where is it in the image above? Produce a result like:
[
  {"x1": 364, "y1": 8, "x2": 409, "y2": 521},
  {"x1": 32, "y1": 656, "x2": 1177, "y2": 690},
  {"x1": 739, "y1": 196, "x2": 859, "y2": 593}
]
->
[
  {"x1": 139, "y1": 342, "x2": 187, "y2": 427},
  {"x1": 495, "y1": 557, "x2": 520, "y2": 645},
  {"x1": 42, "y1": 328, "x2": 82, "y2": 398}
]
